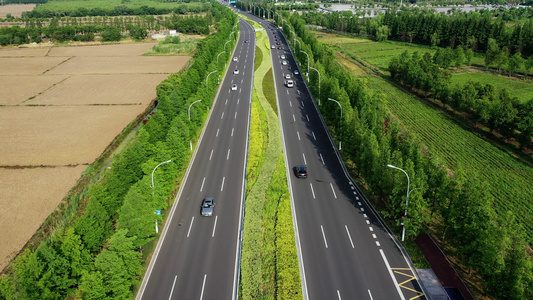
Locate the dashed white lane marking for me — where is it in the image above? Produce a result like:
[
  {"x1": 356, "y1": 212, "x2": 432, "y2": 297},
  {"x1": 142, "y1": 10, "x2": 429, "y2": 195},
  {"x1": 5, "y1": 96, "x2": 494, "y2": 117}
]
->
[
  {"x1": 200, "y1": 177, "x2": 206, "y2": 191},
  {"x1": 320, "y1": 153, "x2": 324, "y2": 165},
  {"x1": 302, "y1": 153, "x2": 307, "y2": 165},
  {"x1": 220, "y1": 176, "x2": 225, "y2": 191},
  {"x1": 345, "y1": 225, "x2": 355, "y2": 248},
  {"x1": 187, "y1": 217, "x2": 194, "y2": 238},
  {"x1": 212, "y1": 216, "x2": 218, "y2": 237},
  {"x1": 330, "y1": 183, "x2": 337, "y2": 199},
  {"x1": 297, "y1": 131, "x2": 301, "y2": 140},
  {"x1": 310, "y1": 183, "x2": 316, "y2": 199},
  {"x1": 321, "y1": 225, "x2": 328, "y2": 248}
]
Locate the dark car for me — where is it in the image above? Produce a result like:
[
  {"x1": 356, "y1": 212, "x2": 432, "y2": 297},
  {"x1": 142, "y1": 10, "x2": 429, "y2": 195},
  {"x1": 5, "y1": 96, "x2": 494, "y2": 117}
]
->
[
  {"x1": 294, "y1": 165, "x2": 308, "y2": 178},
  {"x1": 201, "y1": 197, "x2": 215, "y2": 216}
]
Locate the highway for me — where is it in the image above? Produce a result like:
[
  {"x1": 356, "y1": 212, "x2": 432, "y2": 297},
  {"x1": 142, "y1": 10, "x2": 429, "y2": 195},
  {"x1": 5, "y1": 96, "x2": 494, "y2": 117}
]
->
[
  {"x1": 246, "y1": 12, "x2": 427, "y2": 300},
  {"x1": 136, "y1": 18, "x2": 255, "y2": 300}
]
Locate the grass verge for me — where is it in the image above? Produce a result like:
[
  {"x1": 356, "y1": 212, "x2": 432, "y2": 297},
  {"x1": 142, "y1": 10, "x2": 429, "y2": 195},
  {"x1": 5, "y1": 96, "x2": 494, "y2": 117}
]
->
[{"x1": 240, "y1": 24, "x2": 302, "y2": 300}]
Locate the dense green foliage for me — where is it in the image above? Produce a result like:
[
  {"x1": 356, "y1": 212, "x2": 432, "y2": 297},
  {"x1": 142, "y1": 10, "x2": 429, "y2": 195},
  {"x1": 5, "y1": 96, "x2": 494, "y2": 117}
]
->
[
  {"x1": 389, "y1": 49, "x2": 533, "y2": 147},
  {"x1": 0, "y1": 12, "x2": 212, "y2": 45},
  {"x1": 259, "y1": 8, "x2": 532, "y2": 299},
  {"x1": 23, "y1": 0, "x2": 209, "y2": 18},
  {"x1": 0, "y1": 2, "x2": 238, "y2": 299},
  {"x1": 300, "y1": 7, "x2": 533, "y2": 58}
]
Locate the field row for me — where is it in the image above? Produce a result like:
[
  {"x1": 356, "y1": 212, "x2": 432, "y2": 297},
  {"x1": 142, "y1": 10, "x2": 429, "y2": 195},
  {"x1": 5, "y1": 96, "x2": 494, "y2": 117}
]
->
[{"x1": 365, "y1": 76, "x2": 533, "y2": 238}]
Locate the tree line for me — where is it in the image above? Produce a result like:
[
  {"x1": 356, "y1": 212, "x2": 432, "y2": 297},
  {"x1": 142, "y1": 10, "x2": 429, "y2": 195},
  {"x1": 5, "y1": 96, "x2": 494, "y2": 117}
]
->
[
  {"x1": 0, "y1": 2, "x2": 238, "y2": 299},
  {"x1": 299, "y1": 7, "x2": 533, "y2": 58},
  {"x1": 21, "y1": 2, "x2": 209, "y2": 18},
  {"x1": 388, "y1": 48, "x2": 533, "y2": 148},
  {"x1": 271, "y1": 9, "x2": 532, "y2": 300},
  {"x1": 0, "y1": 13, "x2": 211, "y2": 45}
]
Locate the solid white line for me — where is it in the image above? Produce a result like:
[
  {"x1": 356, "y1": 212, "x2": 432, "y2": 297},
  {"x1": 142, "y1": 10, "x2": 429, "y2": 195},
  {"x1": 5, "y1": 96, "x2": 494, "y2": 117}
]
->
[
  {"x1": 227, "y1": 149, "x2": 231, "y2": 160},
  {"x1": 368, "y1": 289, "x2": 374, "y2": 300},
  {"x1": 330, "y1": 183, "x2": 337, "y2": 199},
  {"x1": 200, "y1": 177, "x2": 206, "y2": 192},
  {"x1": 345, "y1": 225, "x2": 354, "y2": 248},
  {"x1": 337, "y1": 290, "x2": 341, "y2": 300},
  {"x1": 321, "y1": 225, "x2": 328, "y2": 248},
  {"x1": 310, "y1": 183, "x2": 315, "y2": 199},
  {"x1": 187, "y1": 217, "x2": 194, "y2": 238},
  {"x1": 209, "y1": 150, "x2": 213, "y2": 160},
  {"x1": 221, "y1": 177, "x2": 225, "y2": 191},
  {"x1": 216, "y1": 128, "x2": 220, "y2": 137},
  {"x1": 379, "y1": 249, "x2": 405, "y2": 300},
  {"x1": 320, "y1": 153, "x2": 324, "y2": 165},
  {"x1": 212, "y1": 216, "x2": 218, "y2": 237},
  {"x1": 297, "y1": 131, "x2": 301, "y2": 140},
  {"x1": 200, "y1": 274, "x2": 207, "y2": 300},
  {"x1": 312, "y1": 131, "x2": 316, "y2": 140},
  {"x1": 306, "y1": 114, "x2": 309, "y2": 122},
  {"x1": 168, "y1": 276, "x2": 178, "y2": 300},
  {"x1": 293, "y1": 114, "x2": 296, "y2": 122}
]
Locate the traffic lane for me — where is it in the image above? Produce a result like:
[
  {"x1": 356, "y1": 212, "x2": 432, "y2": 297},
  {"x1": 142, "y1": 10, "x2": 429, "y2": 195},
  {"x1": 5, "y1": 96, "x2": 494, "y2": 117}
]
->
[{"x1": 139, "y1": 24, "x2": 252, "y2": 300}]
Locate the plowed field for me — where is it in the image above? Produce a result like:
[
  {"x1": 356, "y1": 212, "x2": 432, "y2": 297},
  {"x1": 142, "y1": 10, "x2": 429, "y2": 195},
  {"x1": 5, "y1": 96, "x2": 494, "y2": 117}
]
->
[{"x1": 0, "y1": 42, "x2": 191, "y2": 271}]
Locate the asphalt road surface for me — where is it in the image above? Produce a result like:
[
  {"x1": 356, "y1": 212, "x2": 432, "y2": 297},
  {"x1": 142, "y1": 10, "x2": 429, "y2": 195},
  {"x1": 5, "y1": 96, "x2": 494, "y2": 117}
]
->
[
  {"x1": 136, "y1": 18, "x2": 255, "y2": 300},
  {"x1": 246, "y1": 12, "x2": 427, "y2": 300}
]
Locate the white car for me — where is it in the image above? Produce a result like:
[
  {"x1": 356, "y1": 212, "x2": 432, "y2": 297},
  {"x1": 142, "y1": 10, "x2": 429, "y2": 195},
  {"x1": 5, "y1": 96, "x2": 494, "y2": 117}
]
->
[
  {"x1": 271, "y1": 45, "x2": 276, "y2": 49},
  {"x1": 280, "y1": 55, "x2": 286, "y2": 59},
  {"x1": 234, "y1": 68, "x2": 239, "y2": 75},
  {"x1": 231, "y1": 84, "x2": 238, "y2": 91},
  {"x1": 285, "y1": 74, "x2": 291, "y2": 79},
  {"x1": 294, "y1": 69, "x2": 300, "y2": 75},
  {"x1": 286, "y1": 80, "x2": 294, "y2": 88},
  {"x1": 282, "y1": 60, "x2": 287, "y2": 65},
  {"x1": 233, "y1": 57, "x2": 238, "y2": 62}
]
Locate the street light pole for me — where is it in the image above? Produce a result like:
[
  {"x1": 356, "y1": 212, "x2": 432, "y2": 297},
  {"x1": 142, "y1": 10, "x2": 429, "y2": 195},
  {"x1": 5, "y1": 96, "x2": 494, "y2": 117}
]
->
[
  {"x1": 188, "y1": 99, "x2": 203, "y2": 121},
  {"x1": 300, "y1": 50, "x2": 310, "y2": 78},
  {"x1": 151, "y1": 160, "x2": 172, "y2": 188},
  {"x1": 205, "y1": 70, "x2": 217, "y2": 89},
  {"x1": 386, "y1": 164, "x2": 416, "y2": 242},
  {"x1": 151, "y1": 159, "x2": 171, "y2": 234},
  {"x1": 310, "y1": 67, "x2": 321, "y2": 105},
  {"x1": 217, "y1": 51, "x2": 225, "y2": 62},
  {"x1": 327, "y1": 98, "x2": 342, "y2": 150}
]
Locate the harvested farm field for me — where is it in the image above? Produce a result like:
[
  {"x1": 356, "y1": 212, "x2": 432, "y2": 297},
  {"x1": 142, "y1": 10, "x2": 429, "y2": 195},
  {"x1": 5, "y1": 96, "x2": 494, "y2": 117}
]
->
[
  {"x1": 0, "y1": 42, "x2": 191, "y2": 271},
  {"x1": 0, "y1": 4, "x2": 36, "y2": 18}
]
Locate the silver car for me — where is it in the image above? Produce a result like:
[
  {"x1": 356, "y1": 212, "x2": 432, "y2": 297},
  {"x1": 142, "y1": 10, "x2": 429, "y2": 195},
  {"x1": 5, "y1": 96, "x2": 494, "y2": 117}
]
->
[{"x1": 201, "y1": 197, "x2": 215, "y2": 217}]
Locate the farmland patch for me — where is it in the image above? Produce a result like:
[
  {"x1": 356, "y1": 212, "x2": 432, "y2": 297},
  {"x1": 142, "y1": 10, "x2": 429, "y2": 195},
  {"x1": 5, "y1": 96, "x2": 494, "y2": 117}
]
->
[
  {"x1": 0, "y1": 166, "x2": 86, "y2": 269},
  {"x1": 0, "y1": 41, "x2": 191, "y2": 271}
]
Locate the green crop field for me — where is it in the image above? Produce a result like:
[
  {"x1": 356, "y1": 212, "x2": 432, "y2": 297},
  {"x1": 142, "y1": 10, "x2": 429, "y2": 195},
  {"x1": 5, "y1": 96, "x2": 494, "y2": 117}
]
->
[
  {"x1": 364, "y1": 75, "x2": 533, "y2": 241},
  {"x1": 451, "y1": 72, "x2": 533, "y2": 103},
  {"x1": 33, "y1": 0, "x2": 204, "y2": 13}
]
